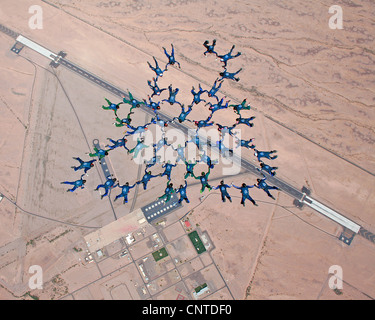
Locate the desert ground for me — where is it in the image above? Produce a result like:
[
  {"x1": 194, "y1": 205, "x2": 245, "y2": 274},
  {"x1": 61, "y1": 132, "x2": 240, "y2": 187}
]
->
[{"x1": 0, "y1": 0, "x2": 374, "y2": 300}]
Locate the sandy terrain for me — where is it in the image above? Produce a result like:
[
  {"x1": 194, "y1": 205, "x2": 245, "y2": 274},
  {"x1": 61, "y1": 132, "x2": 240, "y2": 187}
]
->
[{"x1": 0, "y1": 0, "x2": 374, "y2": 300}]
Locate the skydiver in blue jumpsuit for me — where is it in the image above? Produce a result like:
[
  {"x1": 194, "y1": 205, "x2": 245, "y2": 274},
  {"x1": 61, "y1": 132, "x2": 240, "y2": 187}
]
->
[
  {"x1": 153, "y1": 136, "x2": 171, "y2": 153},
  {"x1": 106, "y1": 137, "x2": 129, "y2": 152},
  {"x1": 217, "y1": 44, "x2": 241, "y2": 67},
  {"x1": 253, "y1": 149, "x2": 278, "y2": 162},
  {"x1": 61, "y1": 174, "x2": 86, "y2": 192},
  {"x1": 216, "y1": 138, "x2": 232, "y2": 156},
  {"x1": 138, "y1": 169, "x2": 160, "y2": 190},
  {"x1": 206, "y1": 79, "x2": 223, "y2": 98},
  {"x1": 162, "y1": 84, "x2": 182, "y2": 106},
  {"x1": 175, "y1": 180, "x2": 189, "y2": 204},
  {"x1": 163, "y1": 44, "x2": 181, "y2": 69},
  {"x1": 71, "y1": 157, "x2": 96, "y2": 174},
  {"x1": 231, "y1": 182, "x2": 258, "y2": 206},
  {"x1": 88, "y1": 147, "x2": 109, "y2": 162},
  {"x1": 114, "y1": 182, "x2": 136, "y2": 204},
  {"x1": 218, "y1": 68, "x2": 242, "y2": 82},
  {"x1": 213, "y1": 180, "x2": 232, "y2": 202},
  {"x1": 173, "y1": 143, "x2": 187, "y2": 163},
  {"x1": 160, "y1": 161, "x2": 177, "y2": 181},
  {"x1": 147, "y1": 56, "x2": 166, "y2": 79},
  {"x1": 95, "y1": 175, "x2": 118, "y2": 199},
  {"x1": 216, "y1": 123, "x2": 236, "y2": 138},
  {"x1": 257, "y1": 162, "x2": 278, "y2": 176},
  {"x1": 199, "y1": 150, "x2": 218, "y2": 169},
  {"x1": 147, "y1": 77, "x2": 167, "y2": 97},
  {"x1": 174, "y1": 104, "x2": 193, "y2": 123},
  {"x1": 235, "y1": 115, "x2": 256, "y2": 128},
  {"x1": 206, "y1": 97, "x2": 230, "y2": 115},
  {"x1": 235, "y1": 138, "x2": 255, "y2": 150},
  {"x1": 191, "y1": 84, "x2": 206, "y2": 105},
  {"x1": 143, "y1": 95, "x2": 161, "y2": 113},
  {"x1": 203, "y1": 39, "x2": 218, "y2": 56},
  {"x1": 125, "y1": 123, "x2": 149, "y2": 136},
  {"x1": 255, "y1": 177, "x2": 279, "y2": 200},
  {"x1": 150, "y1": 113, "x2": 170, "y2": 129},
  {"x1": 186, "y1": 131, "x2": 204, "y2": 150},
  {"x1": 194, "y1": 115, "x2": 214, "y2": 132}
]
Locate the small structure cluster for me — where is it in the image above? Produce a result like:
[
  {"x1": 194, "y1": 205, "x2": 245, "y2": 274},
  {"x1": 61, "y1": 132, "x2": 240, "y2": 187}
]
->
[{"x1": 61, "y1": 40, "x2": 279, "y2": 206}]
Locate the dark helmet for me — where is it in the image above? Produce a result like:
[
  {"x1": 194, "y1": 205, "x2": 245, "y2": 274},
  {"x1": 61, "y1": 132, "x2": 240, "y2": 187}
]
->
[
  {"x1": 82, "y1": 180, "x2": 87, "y2": 183},
  {"x1": 242, "y1": 183, "x2": 246, "y2": 187},
  {"x1": 105, "y1": 151, "x2": 109, "y2": 155}
]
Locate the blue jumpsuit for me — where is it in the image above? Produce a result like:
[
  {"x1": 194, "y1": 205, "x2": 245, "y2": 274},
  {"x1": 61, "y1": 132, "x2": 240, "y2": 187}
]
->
[
  {"x1": 163, "y1": 44, "x2": 181, "y2": 69},
  {"x1": 258, "y1": 162, "x2": 278, "y2": 176},
  {"x1": 176, "y1": 181, "x2": 189, "y2": 204},
  {"x1": 207, "y1": 97, "x2": 229, "y2": 114},
  {"x1": 114, "y1": 183, "x2": 136, "y2": 204},
  {"x1": 235, "y1": 116, "x2": 255, "y2": 128},
  {"x1": 175, "y1": 104, "x2": 193, "y2": 123},
  {"x1": 191, "y1": 85, "x2": 206, "y2": 105},
  {"x1": 232, "y1": 184, "x2": 257, "y2": 206},
  {"x1": 160, "y1": 162, "x2": 177, "y2": 180},
  {"x1": 95, "y1": 176, "x2": 118, "y2": 199},
  {"x1": 148, "y1": 77, "x2": 166, "y2": 97},
  {"x1": 203, "y1": 39, "x2": 218, "y2": 56},
  {"x1": 255, "y1": 178, "x2": 279, "y2": 200},
  {"x1": 219, "y1": 68, "x2": 242, "y2": 82},
  {"x1": 144, "y1": 95, "x2": 161, "y2": 112},
  {"x1": 207, "y1": 79, "x2": 223, "y2": 98},
  {"x1": 236, "y1": 139, "x2": 255, "y2": 150},
  {"x1": 147, "y1": 56, "x2": 166, "y2": 78},
  {"x1": 254, "y1": 149, "x2": 278, "y2": 162},
  {"x1": 128, "y1": 138, "x2": 149, "y2": 158},
  {"x1": 138, "y1": 170, "x2": 159, "y2": 190},
  {"x1": 217, "y1": 45, "x2": 241, "y2": 67},
  {"x1": 106, "y1": 138, "x2": 129, "y2": 151},
  {"x1": 71, "y1": 157, "x2": 96, "y2": 174},
  {"x1": 61, "y1": 174, "x2": 86, "y2": 192},
  {"x1": 214, "y1": 182, "x2": 232, "y2": 202},
  {"x1": 162, "y1": 85, "x2": 182, "y2": 106}
]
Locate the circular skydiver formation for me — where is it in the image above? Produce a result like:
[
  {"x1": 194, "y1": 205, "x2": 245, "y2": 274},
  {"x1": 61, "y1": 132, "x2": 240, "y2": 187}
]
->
[{"x1": 61, "y1": 40, "x2": 279, "y2": 207}]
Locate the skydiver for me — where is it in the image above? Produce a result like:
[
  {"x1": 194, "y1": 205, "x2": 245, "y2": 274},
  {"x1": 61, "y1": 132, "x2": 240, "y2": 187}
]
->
[
  {"x1": 160, "y1": 161, "x2": 177, "y2": 181},
  {"x1": 194, "y1": 115, "x2": 214, "y2": 132},
  {"x1": 114, "y1": 182, "x2": 136, "y2": 204},
  {"x1": 158, "y1": 181, "x2": 175, "y2": 203},
  {"x1": 216, "y1": 123, "x2": 236, "y2": 138},
  {"x1": 235, "y1": 138, "x2": 255, "y2": 150},
  {"x1": 203, "y1": 39, "x2": 218, "y2": 56},
  {"x1": 174, "y1": 104, "x2": 193, "y2": 123},
  {"x1": 88, "y1": 147, "x2": 109, "y2": 162},
  {"x1": 113, "y1": 113, "x2": 133, "y2": 128},
  {"x1": 173, "y1": 143, "x2": 187, "y2": 163},
  {"x1": 254, "y1": 176, "x2": 279, "y2": 200},
  {"x1": 206, "y1": 96, "x2": 230, "y2": 115},
  {"x1": 125, "y1": 123, "x2": 149, "y2": 136},
  {"x1": 186, "y1": 131, "x2": 203, "y2": 150},
  {"x1": 199, "y1": 150, "x2": 218, "y2": 169},
  {"x1": 143, "y1": 95, "x2": 161, "y2": 113},
  {"x1": 253, "y1": 149, "x2": 278, "y2": 162},
  {"x1": 218, "y1": 68, "x2": 242, "y2": 82},
  {"x1": 257, "y1": 161, "x2": 278, "y2": 176},
  {"x1": 191, "y1": 84, "x2": 206, "y2": 105},
  {"x1": 216, "y1": 138, "x2": 233, "y2": 156},
  {"x1": 206, "y1": 78, "x2": 223, "y2": 98},
  {"x1": 230, "y1": 98, "x2": 252, "y2": 115},
  {"x1": 147, "y1": 56, "x2": 166, "y2": 79},
  {"x1": 213, "y1": 180, "x2": 232, "y2": 203},
  {"x1": 235, "y1": 115, "x2": 256, "y2": 128},
  {"x1": 144, "y1": 149, "x2": 162, "y2": 169},
  {"x1": 184, "y1": 159, "x2": 197, "y2": 179},
  {"x1": 163, "y1": 44, "x2": 181, "y2": 69},
  {"x1": 128, "y1": 137, "x2": 149, "y2": 159},
  {"x1": 231, "y1": 182, "x2": 258, "y2": 206},
  {"x1": 147, "y1": 77, "x2": 167, "y2": 97},
  {"x1": 153, "y1": 136, "x2": 171, "y2": 153},
  {"x1": 95, "y1": 175, "x2": 118, "y2": 199},
  {"x1": 106, "y1": 137, "x2": 129, "y2": 152},
  {"x1": 150, "y1": 113, "x2": 170, "y2": 129},
  {"x1": 175, "y1": 180, "x2": 189, "y2": 204},
  {"x1": 102, "y1": 98, "x2": 122, "y2": 115},
  {"x1": 217, "y1": 44, "x2": 241, "y2": 67},
  {"x1": 137, "y1": 169, "x2": 160, "y2": 190},
  {"x1": 122, "y1": 91, "x2": 145, "y2": 112},
  {"x1": 71, "y1": 157, "x2": 96, "y2": 174},
  {"x1": 194, "y1": 167, "x2": 212, "y2": 193},
  {"x1": 61, "y1": 174, "x2": 86, "y2": 192},
  {"x1": 162, "y1": 84, "x2": 182, "y2": 106}
]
